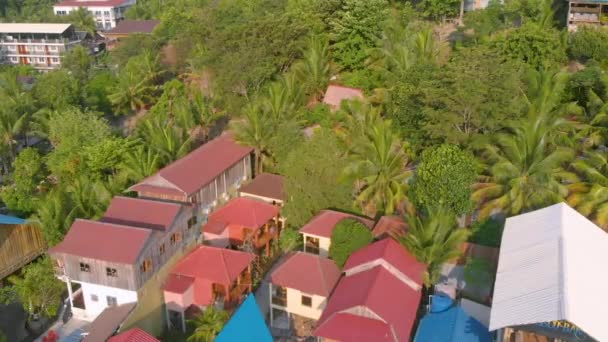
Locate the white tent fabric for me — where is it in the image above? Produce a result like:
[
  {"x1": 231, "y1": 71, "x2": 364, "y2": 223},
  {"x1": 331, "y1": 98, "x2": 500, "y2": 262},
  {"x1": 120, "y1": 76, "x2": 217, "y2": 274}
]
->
[{"x1": 489, "y1": 203, "x2": 608, "y2": 341}]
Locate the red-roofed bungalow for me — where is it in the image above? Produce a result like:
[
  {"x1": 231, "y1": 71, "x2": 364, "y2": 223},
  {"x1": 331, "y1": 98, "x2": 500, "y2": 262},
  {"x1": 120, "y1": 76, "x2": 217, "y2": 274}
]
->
[
  {"x1": 202, "y1": 197, "x2": 284, "y2": 256},
  {"x1": 163, "y1": 246, "x2": 255, "y2": 332},
  {"x1": 129, "y1": 133, "x2": 253, "y2": 221},
  {"x1": 313, "y1": 239, "x2": 426, "y2": 342},
  {"x1": 269, "y1": 252, "x2": 341, "y2": 333},
  {"x1": 299, "y1": 210, "x2": 373, "y2": 258}
]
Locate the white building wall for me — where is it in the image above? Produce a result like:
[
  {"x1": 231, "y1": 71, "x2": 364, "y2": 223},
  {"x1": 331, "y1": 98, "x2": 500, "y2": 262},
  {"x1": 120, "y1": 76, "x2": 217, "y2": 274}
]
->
[
  {"x1": 302, "y1": 233, "x2": 331, "y2": 258},
  {"x1": 284, "y1": 287, "x2": 327, "y2": 320},
  {"x1": 78, "y1": 281, "x2": 138, "y2": 320}
]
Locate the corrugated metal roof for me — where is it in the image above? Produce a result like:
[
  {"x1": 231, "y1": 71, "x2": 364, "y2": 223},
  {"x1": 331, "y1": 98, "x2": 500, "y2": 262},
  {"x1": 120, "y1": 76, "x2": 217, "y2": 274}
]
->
[
  {"x1": 489, "y1": 203, "x2": 608, "y2": 341},
  {"x1": 0, "y1": 23, "x2": 72, "y2": 34}
]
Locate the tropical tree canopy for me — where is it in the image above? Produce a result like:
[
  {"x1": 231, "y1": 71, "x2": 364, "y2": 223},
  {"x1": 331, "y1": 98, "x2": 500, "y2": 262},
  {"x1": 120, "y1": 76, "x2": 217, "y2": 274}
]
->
[{"x1": 329, "y1": 218, "x2": 374, "y2": 268}]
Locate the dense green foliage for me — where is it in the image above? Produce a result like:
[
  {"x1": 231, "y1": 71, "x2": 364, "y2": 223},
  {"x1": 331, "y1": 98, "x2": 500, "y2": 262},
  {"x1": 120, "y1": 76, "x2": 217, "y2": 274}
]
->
[
  {"x1": 0, "y1": 258, "x2": 64, "y2": 319},
  {"x1": 568, "y1": 26, "x2": 608, "y2": 62},
  {"x1": 187, "y1": 307, "x2": 229, "y2": 342},
  {"x1": 329, "y1": 218, "x2": 374, "y2": 268},
  {"x1": 411, "y1": 144, "x2": 476, "y2": 216}
]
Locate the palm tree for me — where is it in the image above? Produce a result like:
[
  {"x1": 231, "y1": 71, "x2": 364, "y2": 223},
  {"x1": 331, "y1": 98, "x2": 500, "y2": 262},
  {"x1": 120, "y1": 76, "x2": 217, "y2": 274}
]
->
[
  {"x1": 344, "y1": 118, "x2": 412, "y2": 216},
  {"x1": 231, "y1": 104, "x2": 275, "y2": 175},
  {"x1": 31, "y1": 189, "x2": 78, "y2": 246},
  {"x1": 401, "y1": 209, "x2": 470, "y2": 287},
  {"x1": 108, "y1": 73, "x2": 157, "y2": 115},
  {"x1": 261, "y1": 74, "x2": 305, "y2": 121},
  {"x1": 118, "y1": 145, "x2": 160, "y2": 182},
  {"x1": 473, "y1": 120, "x2": 577, "y2": 218},
  {"x1": 0, "y1": 110, "x2": 28, "y2": 166},
  {"x1": 473, "y1": 69, "x2": 578, "y2": 218},
  {"x1": 66, "y1": 176, "x2": 112, "y2": 219},
  {"x1": 567, "y1": 150, "x2": 608, "y2": 229},
  {"x1": 139, "y1": 118, "x2": 192, "y2": 165},
  {"x1": 190, "y1": 90, "x2": 223, "y2": 142},
  {"x1": 294, "y1": 35, "x2": 331, "y2": 102},
  {"x1": 187, "y1": 307, "x2": 229, "y2": 342}
]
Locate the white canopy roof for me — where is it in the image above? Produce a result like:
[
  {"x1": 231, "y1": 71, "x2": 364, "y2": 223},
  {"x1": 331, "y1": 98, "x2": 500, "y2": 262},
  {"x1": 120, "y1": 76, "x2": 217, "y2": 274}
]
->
[
  {"x1": 0, "y1": 23, "x2": 72, "y2": 34},
  {"x1": 489, "y1": 203, "x2": 608, "y2": 341}
]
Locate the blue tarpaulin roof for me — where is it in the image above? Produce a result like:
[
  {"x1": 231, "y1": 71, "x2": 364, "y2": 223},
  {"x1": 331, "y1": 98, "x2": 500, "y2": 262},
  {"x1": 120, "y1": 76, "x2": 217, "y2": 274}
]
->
[
  {"x1": 0, "y1": 214, "x2": 26, "y2": 225},
  {"x1": 215, "y1": 294, "x2": 272, "y2": 342},
  {"x1": 415, "y1": 305, "x2": 492, "y2": 342}
]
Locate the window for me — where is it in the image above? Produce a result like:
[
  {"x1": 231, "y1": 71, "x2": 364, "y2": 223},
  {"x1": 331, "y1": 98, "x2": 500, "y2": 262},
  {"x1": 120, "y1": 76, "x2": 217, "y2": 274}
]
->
[
  {"x1": 90, "y1": 294, "x2": 98, "y2": 302},
  {"x1": 94, "y1": 10, "x2": 101, "y2": 16},
  {"x1": 305, "y1": 236, "x2": 320, "y2": 255},
  {"x1": 49, "y1": 46, "x2": 57, "y2": 51},
  {"x1": 56, "y1": 10, "x2": 67, "y2": 15},
  {"x1": 301, "y1": 295, "x2": 312, "y2": 307},
  {"x1": 159, "y1": 243, "x2": 166, "y2": 255},
  {"x1": 104, "y1": 21, "x2": 111, "y2": 29},
  {"x1": 52, "y1": 58, "x2": 59, "y2": 63},
  {"x1": 170, "y1": 233, "x2": 181, "y2": 245},
  {"x1": 140, "y1": 259, "x2": 152, "y2": 272},
  {"x1": 79, "y1": 262, "x2": 90, "y2": 272},
  {"x1": 106, "y1": 296, "x2": 117, "y2": 307},
  {"x1": 38, "y1": 57, "x2": 45, "y2": 63},
  {"x1": 106, "y1": 267, "x2": 117, "y2": 277},
  {"x1": 187, "y1": 216, "x2": 197, "y2": 229},
  {"x1": 10, "y1": 57, "x2": 17, "y2": 62},
  {"x1": 103, "y1": 10, "x2": 110, "y2": 16},
  {"x1": 35, "y1": 46, "x2": 44, "y2": 51},
  {"x1": 8, "y1": 45, "x2": 15, "y2": 51}
]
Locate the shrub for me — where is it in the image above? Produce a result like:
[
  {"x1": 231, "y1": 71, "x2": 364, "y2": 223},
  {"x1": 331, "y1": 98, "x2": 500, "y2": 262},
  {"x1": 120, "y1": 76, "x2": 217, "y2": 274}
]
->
[
  {"x1": 329, "y1": 218, "x2": 373, "y2": 268},
  {"x1": 568, "y1": 26, "x2": 608, "y2": 62},
  {"x1": 469, "y1": 217, "x2": 504, "y2": 247}
]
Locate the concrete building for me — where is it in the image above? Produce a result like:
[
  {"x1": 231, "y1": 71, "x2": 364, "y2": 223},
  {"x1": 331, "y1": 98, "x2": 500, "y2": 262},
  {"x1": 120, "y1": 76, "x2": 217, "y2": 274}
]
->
[
  {"x1": 269, "y1": 252, "x2": 341, "y2": 331},
  {"x1": 53, "y1": 0, "x2": 136, "y2": 31},
  {"x1": 0, "y1": 23, "x2": 84, "y2": 70}
]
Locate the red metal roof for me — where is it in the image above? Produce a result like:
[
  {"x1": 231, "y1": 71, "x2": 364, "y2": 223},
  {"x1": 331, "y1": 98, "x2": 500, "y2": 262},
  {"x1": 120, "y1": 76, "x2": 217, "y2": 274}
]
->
[
  {"x1": 299, "y1": 210, "x2": 374, "y2": 239},
  {"x1": 130, "y1": 133, "x2": 253, "y2": 196},
  {"x1": 54, "y1": 0, "x2": 131, "y2": 7},
  {"x1": 322, "y1": 84, "x2": 364, "y2": 109},
  {"x1": 344, "y1": 238, "x2": 426, "y2": 287},
  {"x1": 239, "y1": 173, "x2": 285, "y2": 201},
  {"x1": 101, "y1": 196, "x2": 184, "y2": 231},
  {"x1": 314, "y1": 313, "x2": 394, "y2": 342},
  {"x1": 206, "y1": 197, "x2": 279, "y2": 231},
  {"x1": 315, "y1": 266, "x2": 422, "y2": 342},
  {"x1": 168, "y1": 245, "x2": 255, "y2": 285},
  {"x1": 108, "y1": 328, "x2": 159, "y2": 342},
  {"x1": 163, "y1": 274, "x2": 194, "y2": 294},
  {"x1": 48, "y1": 219, "x2": 152, "y2": 264},
  {"x1": 203, "y1": 220, "x2": 227, "y2": 235},
  {"x1": 270, "y1": 252, "x2": 341, "y2": 296}
]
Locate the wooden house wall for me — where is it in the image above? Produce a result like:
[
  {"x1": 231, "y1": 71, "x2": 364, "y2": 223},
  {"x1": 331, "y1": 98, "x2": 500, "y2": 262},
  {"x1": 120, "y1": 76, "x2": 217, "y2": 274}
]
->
[
  {"x1": 188, "y1": 155, "x2": 252, "y2": 211},
  {"x1": 138, "y1": 191, "x2": 187, "y2": 203},
  {"x1": 0, "y1": 224, "x2": 46, "y2": 279},
  {"x1": 55, "y1": 253, "x2": 138, "y2": 290},
  {"x1": 134, "y1": 206, "x2": 197, "y2": 288}
]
